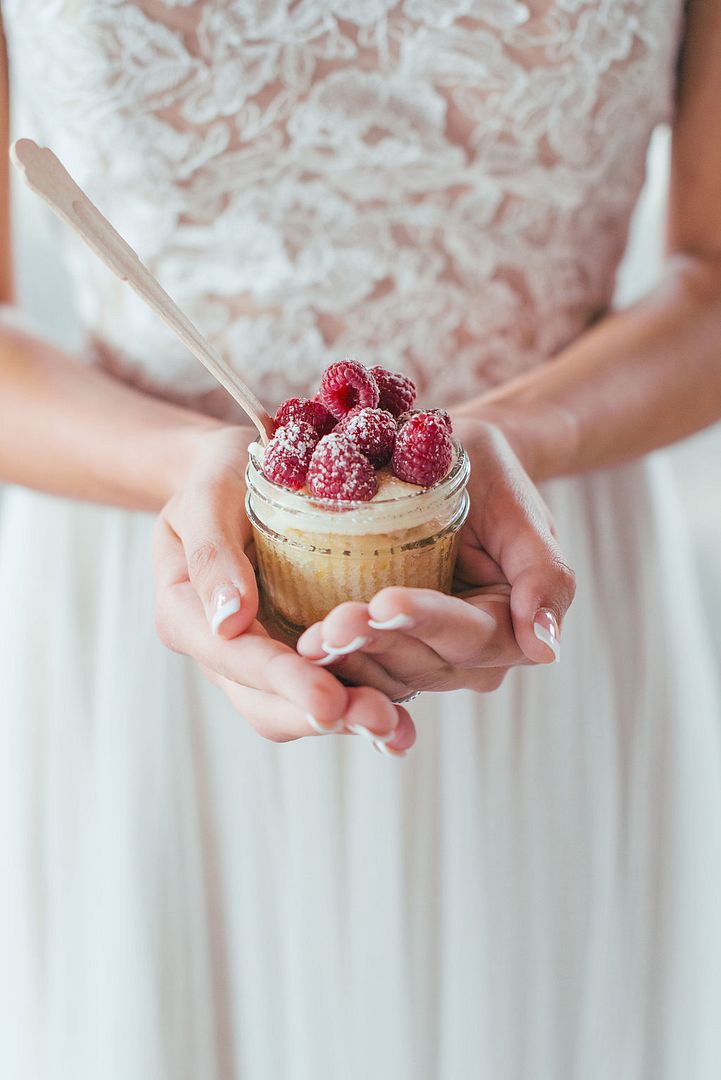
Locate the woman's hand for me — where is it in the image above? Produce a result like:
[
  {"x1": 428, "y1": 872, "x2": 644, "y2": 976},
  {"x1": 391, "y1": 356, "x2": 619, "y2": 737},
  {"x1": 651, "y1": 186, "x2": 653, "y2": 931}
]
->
[
  {"x1": 296, "y1": 419, "x2": 575, "y2": 698},
  {"x1": 152, "y1": 425, "x2": 415, "y2": 753}
]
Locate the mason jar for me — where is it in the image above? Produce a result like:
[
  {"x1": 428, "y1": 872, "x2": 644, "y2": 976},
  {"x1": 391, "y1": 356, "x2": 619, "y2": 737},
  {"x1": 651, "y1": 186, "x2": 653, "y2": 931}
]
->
[{"x1": 245, "y1": 439, "x2": 470, "y2": 641}]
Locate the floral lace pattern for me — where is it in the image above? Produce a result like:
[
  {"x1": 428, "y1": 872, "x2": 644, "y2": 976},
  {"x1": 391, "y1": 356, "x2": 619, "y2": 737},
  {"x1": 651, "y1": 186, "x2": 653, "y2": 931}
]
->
[{"x1": 4, "y1": 0, "x2": 683, "y2": 411}]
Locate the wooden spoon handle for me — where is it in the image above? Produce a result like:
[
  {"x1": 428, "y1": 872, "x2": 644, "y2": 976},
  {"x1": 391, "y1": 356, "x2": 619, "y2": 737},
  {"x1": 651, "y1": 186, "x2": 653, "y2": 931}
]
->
[{"x1": 11, "y1": 138, "x2": 275, "y2": 444}]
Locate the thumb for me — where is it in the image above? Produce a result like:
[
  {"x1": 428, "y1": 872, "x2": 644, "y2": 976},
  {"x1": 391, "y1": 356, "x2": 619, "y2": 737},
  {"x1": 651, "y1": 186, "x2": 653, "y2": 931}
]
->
[
  {"x1": 508, "y1": 543, "x2": 576, "y2": 664},
  {"x1": 167, "y1": 494, "x2": 259, "y2": 640}
]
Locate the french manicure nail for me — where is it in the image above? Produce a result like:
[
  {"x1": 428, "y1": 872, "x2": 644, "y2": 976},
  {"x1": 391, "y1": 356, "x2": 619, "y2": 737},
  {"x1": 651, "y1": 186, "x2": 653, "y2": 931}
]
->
[
  {"x1": 345, "y1": 722, "x2": 396, "y2": 745},
  {"x1": 311, "y1": 653, "x2": 338, "y2": 667},
  {"x1": 311, "y1": 636, "x2": 369, "y2": 665},
  {"x1": 210, "y1": 585, "x2": 241, "y2": 636},
  {"x1": 306, "y1": 713, "x2": 344, "y2": 735},
  {"x1": 373, "y1": 739, "x2": 408, "y2": 758},
  {"x1": 320, "y1": 636, "x2": 370, "y2": 656},
  {"x1": 367, "y1": 614, "x2": 415, "y2": 631},
  {"x1": 533, "y1": 609, "x2": 561, "y2": 663}
]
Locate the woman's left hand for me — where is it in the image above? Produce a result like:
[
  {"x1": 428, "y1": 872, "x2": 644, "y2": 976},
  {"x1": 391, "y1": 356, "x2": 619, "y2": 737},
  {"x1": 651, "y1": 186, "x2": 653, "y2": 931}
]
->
[{"x1": 296, "y1": 419, "x2": 576, "y2": 699}]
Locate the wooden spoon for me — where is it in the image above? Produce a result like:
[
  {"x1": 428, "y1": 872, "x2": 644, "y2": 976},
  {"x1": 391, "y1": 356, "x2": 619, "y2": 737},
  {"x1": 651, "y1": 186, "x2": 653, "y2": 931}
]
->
[{"x1": 10, "y1": 138, "x2": 275, "y2": 444}]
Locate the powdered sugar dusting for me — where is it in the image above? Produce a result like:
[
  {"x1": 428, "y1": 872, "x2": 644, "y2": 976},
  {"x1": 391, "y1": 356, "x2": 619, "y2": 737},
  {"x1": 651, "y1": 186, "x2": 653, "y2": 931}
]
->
[
  {"x1": 306, "y1": 433, "x2": 378, "y2": 501},
  {"x1": 271, "y1": 420, "x2": 318, "y2": 458},
  {"x1": 263, "y1": 419, "x2": 320, "y2": 490},
  {"x1": 338, "y1": 406, "x2": 396, "y2": 467},
  {"x1": 274, "y1": 397, "x2": 336, "y2": 436}
]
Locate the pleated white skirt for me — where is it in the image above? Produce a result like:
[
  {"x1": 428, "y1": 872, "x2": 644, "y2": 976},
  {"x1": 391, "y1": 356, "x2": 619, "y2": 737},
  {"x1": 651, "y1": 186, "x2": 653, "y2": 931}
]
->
[{"x1": 1, "y1": 455, "x2": 720, "y2": 1080}]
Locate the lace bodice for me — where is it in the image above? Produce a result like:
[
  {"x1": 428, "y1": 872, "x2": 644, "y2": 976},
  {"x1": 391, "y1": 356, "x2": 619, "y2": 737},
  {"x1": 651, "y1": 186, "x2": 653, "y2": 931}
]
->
[{"x1": 4, "y1": 0, "x2": 683, "y2": 413}]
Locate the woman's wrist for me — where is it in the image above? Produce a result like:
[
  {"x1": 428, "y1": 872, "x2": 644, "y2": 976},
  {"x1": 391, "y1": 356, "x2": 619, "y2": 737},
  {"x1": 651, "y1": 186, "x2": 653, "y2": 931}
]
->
[
  {"x1": 166, "y1": 422, "x2": 258, "y2": 504},
  {"x1": 449, "y1": 398, "x2": 580, "y2": 483},
  {"x1": 0, "y1": 319, "x2": 244, "y2": 510},
  {"x1": 151, "y1": 416, "x2": 227, "y2": 508}
]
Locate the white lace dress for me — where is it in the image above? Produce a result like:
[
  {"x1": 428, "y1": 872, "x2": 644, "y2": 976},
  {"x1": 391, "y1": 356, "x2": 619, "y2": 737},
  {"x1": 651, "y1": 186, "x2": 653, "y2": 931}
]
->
[{"x1": 2, "y1": 3, "x2": 721, "y2": 1078}]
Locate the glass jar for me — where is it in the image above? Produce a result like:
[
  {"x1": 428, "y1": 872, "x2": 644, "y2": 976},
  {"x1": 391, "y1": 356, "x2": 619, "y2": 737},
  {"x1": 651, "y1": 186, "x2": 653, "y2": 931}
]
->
[{"x1": 245, "y1": 440, "x2": 470, "y2": 641}]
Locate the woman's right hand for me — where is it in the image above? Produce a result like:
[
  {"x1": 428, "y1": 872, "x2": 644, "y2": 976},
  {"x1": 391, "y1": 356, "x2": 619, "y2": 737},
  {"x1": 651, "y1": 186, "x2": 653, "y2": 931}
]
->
[{"x1": 152, "y1": 426, "x2": 415, "y2": 753}]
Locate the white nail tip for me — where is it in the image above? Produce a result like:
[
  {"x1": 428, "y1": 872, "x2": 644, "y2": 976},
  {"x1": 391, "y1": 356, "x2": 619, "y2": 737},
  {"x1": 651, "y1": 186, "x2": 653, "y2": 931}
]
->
[
  {"x1": 311, "y1": 653, "x2": 337, "y2": 667},
  {"x1": 373, "y1": 740, "x2": 408, "y2": 758},
  {"x1": 320, "y1": 636, "x2": 369, "y2": 656},
  {"x1": 346, "y1": 723, "x2": 395, "y2": 745},
  {"x1": 367, "y1": 614, "x2": 415, "y2": 631},
  {"x1": 306, "y1": 713, "x2": 344, "y2": 735},
  {"x1": 211, "y1": 596, "x2": 241, "y2": 636},
  {"x1": 533, "y1": 622, "x2": 561, "y2": 663}
]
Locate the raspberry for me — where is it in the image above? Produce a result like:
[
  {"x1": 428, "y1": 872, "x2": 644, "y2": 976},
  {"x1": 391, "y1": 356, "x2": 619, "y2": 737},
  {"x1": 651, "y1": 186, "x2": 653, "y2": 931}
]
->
[
  {"x1": 263, "y1": 420, "x2": 320, "y2": 491},
  {"x1": 337, "y1": 407, "x2": 396, "y2": 467},
  {"x1": 391, "y1": 413, "x2": 454, "y2": 487},
  {"x1": 369, "y1": 366, "x2": 416, "y2": 417},
  {"x1": 318, "y1": 360, "x2": 379, "y2": 419},
  {"x1": 334, "y1": 406, "x2": 362, "y2": 430},
  {"x1": 274, "y1": 396, "x2": 336, "y2": 437},
  {"x1": 306, "y1": 433, "x2": 378, "y2": 502},
  {"x1": 398, "y1": 408, "x2": 452, "y2": 433}
]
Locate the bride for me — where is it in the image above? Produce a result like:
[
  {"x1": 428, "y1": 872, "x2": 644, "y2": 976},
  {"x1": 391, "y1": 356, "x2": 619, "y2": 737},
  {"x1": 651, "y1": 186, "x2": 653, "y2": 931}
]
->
[{"x1": 1, "y1": 2, "x2": 720, "y2": 1077}]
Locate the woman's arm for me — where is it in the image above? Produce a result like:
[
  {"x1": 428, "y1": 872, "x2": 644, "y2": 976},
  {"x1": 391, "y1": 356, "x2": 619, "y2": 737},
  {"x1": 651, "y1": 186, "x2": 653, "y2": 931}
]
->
[
  {"x1": 0, "y1": 14, "x2": 220, "y2": 510},
  {"x1": 0, "y1": 324, "x2": 225, "y2": 510},
  {"x1": 454, "y1": 0, "x2": 721, "y2": 483},
  {"x1": 0, "y1": 29, "x2": 415, "y2": 748}
]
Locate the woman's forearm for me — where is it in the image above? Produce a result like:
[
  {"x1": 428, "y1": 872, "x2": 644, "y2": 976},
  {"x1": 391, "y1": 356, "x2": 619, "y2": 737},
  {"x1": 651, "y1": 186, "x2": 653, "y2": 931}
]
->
[
  {"x1": 454, "y1": 254, "x2": 721, "y2": 482},
  {"x1": 0, "y1": 320, "x2": 224, "y2": 510}
]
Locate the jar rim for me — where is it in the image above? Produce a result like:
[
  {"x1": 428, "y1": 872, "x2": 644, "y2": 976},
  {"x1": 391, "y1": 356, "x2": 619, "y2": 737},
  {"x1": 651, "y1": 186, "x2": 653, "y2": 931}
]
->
[{"x1": 246, "y1": 437, "x2": 470, "y2": 518}]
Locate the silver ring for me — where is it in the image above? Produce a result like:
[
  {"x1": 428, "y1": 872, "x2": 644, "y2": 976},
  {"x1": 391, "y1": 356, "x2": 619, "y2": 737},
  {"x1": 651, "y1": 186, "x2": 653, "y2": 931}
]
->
[{"x1": 391, "y1": 691, "x2": 422, "y2": 705}]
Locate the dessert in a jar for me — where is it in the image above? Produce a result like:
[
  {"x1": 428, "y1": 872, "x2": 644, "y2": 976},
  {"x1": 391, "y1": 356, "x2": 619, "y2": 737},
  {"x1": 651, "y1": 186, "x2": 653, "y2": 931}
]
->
[{"x1": 245, "y1": 361, "x2": 470, "y2": 641}]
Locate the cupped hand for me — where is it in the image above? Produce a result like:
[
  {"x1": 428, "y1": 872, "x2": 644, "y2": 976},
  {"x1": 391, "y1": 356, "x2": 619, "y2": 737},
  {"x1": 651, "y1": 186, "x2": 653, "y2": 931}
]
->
[
  {"x1": 152, "y1": 426, "x2": 414, "y2": 753},
  {"x1": 296, "y1": 419, "x2": 576, "y2": 698}
]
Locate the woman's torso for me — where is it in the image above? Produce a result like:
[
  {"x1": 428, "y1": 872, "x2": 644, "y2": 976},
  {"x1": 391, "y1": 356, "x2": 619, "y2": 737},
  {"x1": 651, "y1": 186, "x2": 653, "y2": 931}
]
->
[{"x1": 4, "y1": 0, "x2": 683, "y2": 411}]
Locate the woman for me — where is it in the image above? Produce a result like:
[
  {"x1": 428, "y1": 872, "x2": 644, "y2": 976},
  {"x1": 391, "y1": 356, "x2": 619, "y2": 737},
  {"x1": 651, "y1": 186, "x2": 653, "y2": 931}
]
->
[{"x1": 1, "y1": 2, "x2": 720, "y2": 1077}]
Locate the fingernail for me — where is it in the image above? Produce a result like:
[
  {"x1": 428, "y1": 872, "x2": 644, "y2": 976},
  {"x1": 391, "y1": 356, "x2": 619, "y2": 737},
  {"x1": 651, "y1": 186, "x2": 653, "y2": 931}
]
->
[
  {"x1": 311, "y1": 653, "x2": 338, "y2": 667},
  {"x1": 533, "y1": 609, "x2": 560, "y2": 663},
  {"x1": 373, "y1": 739, "x2": 408, "y2": 758},
  {"x1": 321, "y1": 636, "x2": 370, "y2": 656},
  {"x1": 211, "y1": 585, "x2": 241, "y2": 636},
  {"x1": 311, "y1": 635, "x2": 370, "y2": 666},
  {"x1": 306, "y1": 713, "x2": 344, "y2": 735},
  {"x1": 367, "y1": 614, "x2": 415, "y2": 631},
  {"x1": 345, "y1": 722, "x2": 396, "y2": 746}
]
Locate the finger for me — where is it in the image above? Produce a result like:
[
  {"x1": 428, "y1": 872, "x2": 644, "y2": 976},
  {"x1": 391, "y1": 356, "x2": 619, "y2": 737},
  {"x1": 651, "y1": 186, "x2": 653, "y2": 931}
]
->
[
  {"x1": 296, "y1": 602, "x2": 374, "y2": 666},
  {"x1": 343, "y1": 686, "x2": 414, "y2": 750},
  {"x1": 367, "y1": 586, "x2": 526, "y2": 668},
  {"x1": 377, "y1": 704, "x2": 416, "y2": 757},
  {"x1": 203, "y1": 667, "x2": 416, "y2": 750},
  {"x1": 298, "y1": 592, "x2": 523, "y2": 686},
  {"x1": 162, "y1": 486, "x2": 259, "y2": 640},
  {"x1": 505, "y1": 550, "x2": 576, "y2": 665},
  {"x1": 309, "y1": 648, "x2": 413, "y2": 701},
  {"x1": 335, "y1": 649, "x2": 513, "y2": 696},
  {"x1": 455, "y1": 540, "x2": 506, "y2": 589},
  {"x1": 154, "y1": 521, "x2": 350, "y2": 727},
  {"x1": 463, "y1": 497, "x2": 575, "y2": 664},
  {"x1": 297, "y1": 602, "x2": 448, "y2": 692},
  {"x1": 456, "y1": 666, "x2": 510, "y2": 694},
  {"x1": 297, "y1": 599, "x2": 447, "y2": 670},
  {"x1": 199, "y1": 666, "x2": 346, "y2": 739},
  {"x1": 297, "y1": 605, "x2": 517, "y2": 696}
]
